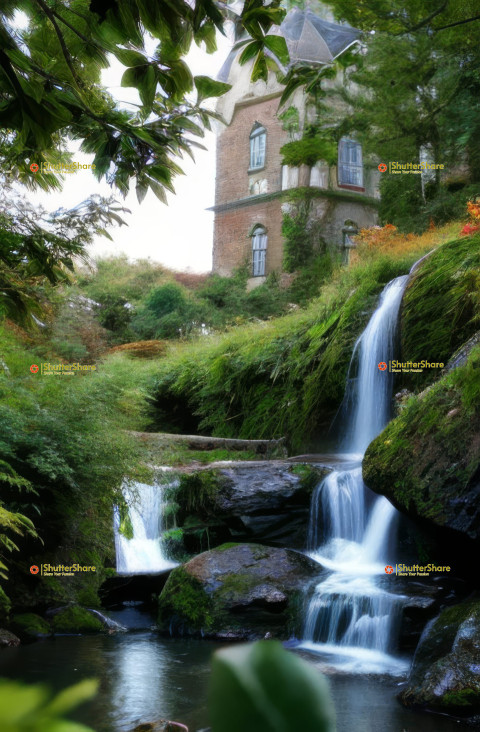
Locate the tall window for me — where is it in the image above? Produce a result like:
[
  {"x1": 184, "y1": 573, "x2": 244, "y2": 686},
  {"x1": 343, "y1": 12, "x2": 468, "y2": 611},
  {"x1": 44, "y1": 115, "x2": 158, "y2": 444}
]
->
[
  {"x1": 250, "y1": 124, "x2": 266, "y2": 170},
  {"x1": 252, "y1": 226, "x2": 267, "y2": 277},
  {"x1": 338, "y1": 138, "x2": 363, "y2": 188}
]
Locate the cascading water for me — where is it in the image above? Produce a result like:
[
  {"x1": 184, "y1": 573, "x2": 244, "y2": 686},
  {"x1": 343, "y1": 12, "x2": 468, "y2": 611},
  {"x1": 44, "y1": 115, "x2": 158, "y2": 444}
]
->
[
  {"x1": 114, "y1": 480, "x2": 177, "y2": 574},
  {"x1": 301, "y1": 276, "x2": 409, "y2": 675}
]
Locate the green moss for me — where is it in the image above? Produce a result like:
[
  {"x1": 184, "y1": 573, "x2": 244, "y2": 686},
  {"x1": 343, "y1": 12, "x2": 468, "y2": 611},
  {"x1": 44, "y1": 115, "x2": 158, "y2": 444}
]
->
[
  {"x1": 363, "y1": 348, "x2": 480, "y2": 531},
  {"x1": 441, "y1": 688, "x2": 480, "y2": 708},
  {"x1": 290, "y1": 464, "x2": 324, "y2": 493},
  {"x1": 214, "y1": 542, "x2": 241, "y2": 552},
  {"x1": 401, "y1": 234, "x2": 480, "y2": 389},
  {"x1": 11, "y1": 613, "x2": 51, "y2": 637},
  {"x1": 52, "y1": 605, "x2": 104, "y2": 634},
  {"x1": 157, "y1": 567, "x2": 213, "y2": 632}
]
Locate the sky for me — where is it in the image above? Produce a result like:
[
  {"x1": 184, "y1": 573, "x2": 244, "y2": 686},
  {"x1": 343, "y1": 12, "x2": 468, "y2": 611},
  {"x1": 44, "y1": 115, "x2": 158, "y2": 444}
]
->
[{"x1": 28, "y1": 33, "x2": 233, "y2": 273}]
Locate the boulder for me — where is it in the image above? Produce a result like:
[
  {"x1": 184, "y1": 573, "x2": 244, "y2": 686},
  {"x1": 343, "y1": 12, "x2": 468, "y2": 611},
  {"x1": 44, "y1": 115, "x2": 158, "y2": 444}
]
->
[
  {"x1": 0, "y1": 629, "x2": 20, "y2": 648},
  {"x1": 175, "y1": 463, "x2": 325, "y2": 552},
  {"x1": 47, "y1": 604, "x2": 125, "y2": 634},
  {"x1": 400, "y1": 599, "x2": 480, "y2": 714},
  {"x1": 157, "y1": 543, "x2": 323, "y2": 640},
  {"x1": 363, "y1": 348, "x2": 480, "y2": 545}
]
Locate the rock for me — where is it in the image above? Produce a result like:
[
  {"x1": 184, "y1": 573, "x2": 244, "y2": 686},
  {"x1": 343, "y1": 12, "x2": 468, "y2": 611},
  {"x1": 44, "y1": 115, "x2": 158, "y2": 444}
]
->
[
  {"x1": 157, "y1": 543, "x2": 323, "y2": 640},
  {"x1": 0, "y1": 628, "x2": 20, "y2": 647},
  {"x1": 400, "y1": 599, "x2": 480, "y2": 714},
  {"x1": 132, "y1": 722, "x2": 188, "y2": 732},
  {"x1": 10, "y1": 613, "x2": 51, "y2": 641},
  {"x1": 363, "y1": 348, "x2": 480, "y2": 544},
  {"x1": 176, "y1": 463, "x2": 326, "y2": 552},
  {"x1": 48, "y1": 604, "x2": 110, "y2": 633}
]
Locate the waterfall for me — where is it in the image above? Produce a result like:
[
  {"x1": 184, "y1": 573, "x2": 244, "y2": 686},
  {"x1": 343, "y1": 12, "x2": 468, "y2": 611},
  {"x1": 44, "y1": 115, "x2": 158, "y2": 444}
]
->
[
  {"x1": 301, "y1": 276, "x2": 409, "y2": 675},
  {"x1": 114, "y1": 480, "x2": 177, "y2": 575}
]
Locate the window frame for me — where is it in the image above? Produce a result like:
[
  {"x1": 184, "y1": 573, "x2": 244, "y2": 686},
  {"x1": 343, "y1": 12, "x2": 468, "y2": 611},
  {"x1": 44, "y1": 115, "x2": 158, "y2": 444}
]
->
[
  {"x1": 338, "y1": 137, "x2": 364, "y2": 191},
  {"x1": 251, "y1": 225, "x2": 267, "y2": 277},
  {"x1": 249, "y1": 124, "x2": 266, "y2": 172}
]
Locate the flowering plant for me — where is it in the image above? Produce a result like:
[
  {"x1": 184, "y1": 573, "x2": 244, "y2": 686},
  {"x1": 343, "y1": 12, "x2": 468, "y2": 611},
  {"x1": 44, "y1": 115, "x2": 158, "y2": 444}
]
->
[{"x1": 460, "y1": 199, "x2": 480, "y2": 235}]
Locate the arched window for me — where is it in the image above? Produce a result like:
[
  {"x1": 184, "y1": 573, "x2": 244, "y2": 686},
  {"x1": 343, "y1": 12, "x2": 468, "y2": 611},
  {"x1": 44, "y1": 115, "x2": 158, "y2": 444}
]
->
[
  {"x1": 252, "y1": 225, "x2": 267, "y2": 277},
  {"x1": 338, "y1": 137, "x2": 363, "y2": 188},
  {"x1": 249, "y1": 124, "x2": 266, "y2": 170}
]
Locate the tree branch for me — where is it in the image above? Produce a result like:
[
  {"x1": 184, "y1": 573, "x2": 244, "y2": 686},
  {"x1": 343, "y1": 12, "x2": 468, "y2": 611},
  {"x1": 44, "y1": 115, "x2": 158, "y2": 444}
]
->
[
  {"x1": 32, "y1": 0, "x2": 84, "y2": 89},
  {"x1": 433, "y1": 13, "x2": 480, "y2": 31}
]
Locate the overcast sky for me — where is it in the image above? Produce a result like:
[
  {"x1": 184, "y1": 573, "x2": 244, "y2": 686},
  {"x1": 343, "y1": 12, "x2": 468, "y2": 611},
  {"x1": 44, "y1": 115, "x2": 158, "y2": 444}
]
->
[{"x1": 29, "y1": 34, "x2": 232, "y2": 273}]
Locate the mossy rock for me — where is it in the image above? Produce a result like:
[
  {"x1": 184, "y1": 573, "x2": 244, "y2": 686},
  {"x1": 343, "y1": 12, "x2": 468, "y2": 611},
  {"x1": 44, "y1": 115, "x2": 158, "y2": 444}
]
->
[
  {"x1": 10, "y1": 613, "x2": 51, "y2": 640},
  {"x1": 157, "y1": 543, "x2": 323, "y2": 640},
  {"x1": 400, "y1": 233, "x2": 480, "y2": 390},
  {"x1": 400, "y1": 600, "x2": 480, "y2": 713},
  {"x1": 363, "y1": 347, "x2": 480, "y2": 541},
  {"x1": 51, "y1": 605, "x2": 104, "y2": 634}
]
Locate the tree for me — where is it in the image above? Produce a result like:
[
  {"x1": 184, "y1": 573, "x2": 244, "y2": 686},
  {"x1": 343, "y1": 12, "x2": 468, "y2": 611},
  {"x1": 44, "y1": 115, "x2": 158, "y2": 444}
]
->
[{"x1": 0, "y1": 1, "x2": 288, "y2": 202}]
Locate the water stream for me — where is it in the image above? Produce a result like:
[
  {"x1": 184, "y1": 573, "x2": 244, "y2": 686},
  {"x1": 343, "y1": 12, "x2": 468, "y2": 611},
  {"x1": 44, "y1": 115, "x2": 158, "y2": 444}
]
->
[
  {"x1": 301, "y1": 276, "x2": 410, "y2": 674},
  {"x1": 114, "y1": 480, "x2": 177, "y2": 574}
]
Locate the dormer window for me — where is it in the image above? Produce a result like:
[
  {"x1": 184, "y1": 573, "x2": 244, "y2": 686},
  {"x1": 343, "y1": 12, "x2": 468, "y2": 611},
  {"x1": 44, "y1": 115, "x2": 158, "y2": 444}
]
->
[
  {"x1": 338, "y1": 137, "x2": 363, "y2": 189},
  {"x1": 250, "y1": 124, "x2": 266, "y2": 170}
]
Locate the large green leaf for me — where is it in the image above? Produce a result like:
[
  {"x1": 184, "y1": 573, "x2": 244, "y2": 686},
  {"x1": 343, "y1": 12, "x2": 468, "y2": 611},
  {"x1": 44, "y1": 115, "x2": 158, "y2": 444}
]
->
[
  {"x1": 263, "y1": 35, "x2": 289, "y2": 66},
  {"x1": 194, "y1": 76, "x2": 231, "y2": 102},
  {"x1": 209, "y1": 641, "x2": 336, "y2": 732}
]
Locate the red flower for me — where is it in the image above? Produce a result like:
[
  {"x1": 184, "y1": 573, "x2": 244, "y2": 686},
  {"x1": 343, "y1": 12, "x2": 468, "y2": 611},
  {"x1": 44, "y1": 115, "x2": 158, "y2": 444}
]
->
[{"x1": 460, "y1": 223, "x2": 480, "y2": 236}]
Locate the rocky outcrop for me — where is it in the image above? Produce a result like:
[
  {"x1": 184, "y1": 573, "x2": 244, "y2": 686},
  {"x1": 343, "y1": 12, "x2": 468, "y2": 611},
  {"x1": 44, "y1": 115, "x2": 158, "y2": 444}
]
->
[
  {"x1": 157, "y1": 543, "x2": 323, "y2": 640},
  {"x1": 400, "y1": 599, "x2": 480, "y2": 714},
  {"x1": 10, "y1": 613, "x2": 51, "y2": 641},
  {"x1": 46, "y1": 604, "x2": 125, "y2": 634},
  {"x1": 175, "y1": 463, "x2": 325, "y2": 552},
  {"x1": 363, "y1": 348, "x2": 480, "y2": 544},
  {"x1": 0, "y1": 628, "x2": 20, "y2": 647}
]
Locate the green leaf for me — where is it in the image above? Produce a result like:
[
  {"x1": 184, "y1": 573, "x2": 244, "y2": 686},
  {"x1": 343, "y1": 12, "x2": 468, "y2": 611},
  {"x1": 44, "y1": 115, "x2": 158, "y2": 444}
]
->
[
  {"x1": 209, "y1": 641, "x2": 336, "y2": 732},
  {"x1": 114, "y1": 48, "x2": 148, "y2": 67},
  {"x1": 263, "y1": 35, "x2": 289, "y2": 66},
  {"x1": 251, "y1": 52, "x2": 268, "y2": 83},
  {"x1": 45, "y1": 680, "x2": 99, "y2": 716},
  {"x1": 238, "y1": 41, "x2": 262, "y2": 66},
  {"x1": 194, "y1": 76, "x2": 231, "y2": 103}
]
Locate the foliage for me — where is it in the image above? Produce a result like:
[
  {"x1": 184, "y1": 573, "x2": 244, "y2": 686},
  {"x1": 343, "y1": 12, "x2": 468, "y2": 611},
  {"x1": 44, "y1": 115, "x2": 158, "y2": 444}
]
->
[
  {"x1": 460, "y1": 198, "x2": 480, "y2": 236},
  {"x1": 0, "y1": 678, "x2": 96, "y2": 732},
  {"x1": 0, "y1": 324, "x2": 151, "y2": 614},
  {"x1": 0, "y1": 1, "x2": 287, "y2": 201},
  {"x1": 0, "y1": 185, "x2": 127, "y2": 322},
  {"x1": 209, "y1": 641, "x2": 335, "y2": 732},
  {"x1": 282, "y1": 198, "x2": 333, "y2": 273}
]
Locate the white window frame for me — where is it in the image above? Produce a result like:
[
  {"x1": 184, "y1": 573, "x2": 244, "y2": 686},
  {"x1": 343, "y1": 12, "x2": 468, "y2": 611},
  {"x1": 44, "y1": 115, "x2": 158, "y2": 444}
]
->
[
  {"x1": 249, "y1": 125, "x2": 266, "y2": 170},
  {"x1": 252, "y1": 226, "x2": 267, "y2": 277},
  {"x1": 338, "y1": 138, "x2": 363, "y2": 188}
]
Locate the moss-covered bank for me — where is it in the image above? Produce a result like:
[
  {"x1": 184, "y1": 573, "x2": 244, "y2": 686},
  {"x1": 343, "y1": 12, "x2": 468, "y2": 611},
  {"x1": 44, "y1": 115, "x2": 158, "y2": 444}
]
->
[
  {"x1": 363, "y1": 347, "x2": 480, "y2": 541},
  {"x1": 400, "y1": 233, "x2": 480, "y2": 389}
]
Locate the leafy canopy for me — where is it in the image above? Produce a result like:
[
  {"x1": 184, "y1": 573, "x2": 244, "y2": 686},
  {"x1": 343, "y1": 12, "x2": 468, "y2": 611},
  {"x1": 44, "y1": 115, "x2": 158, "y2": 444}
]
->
[{"x1": 0, "y1": 0, "x2": 288, "y2": 202}]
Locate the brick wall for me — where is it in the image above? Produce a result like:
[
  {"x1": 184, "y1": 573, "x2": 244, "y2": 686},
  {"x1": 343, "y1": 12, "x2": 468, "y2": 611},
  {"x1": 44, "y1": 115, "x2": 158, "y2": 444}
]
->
[
  {"x1": 215, "y1": 95, "x2": 288, "y2": 206},
  {"x1": 213, "y1": 198, "x2": 284, "y2": 277}
]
